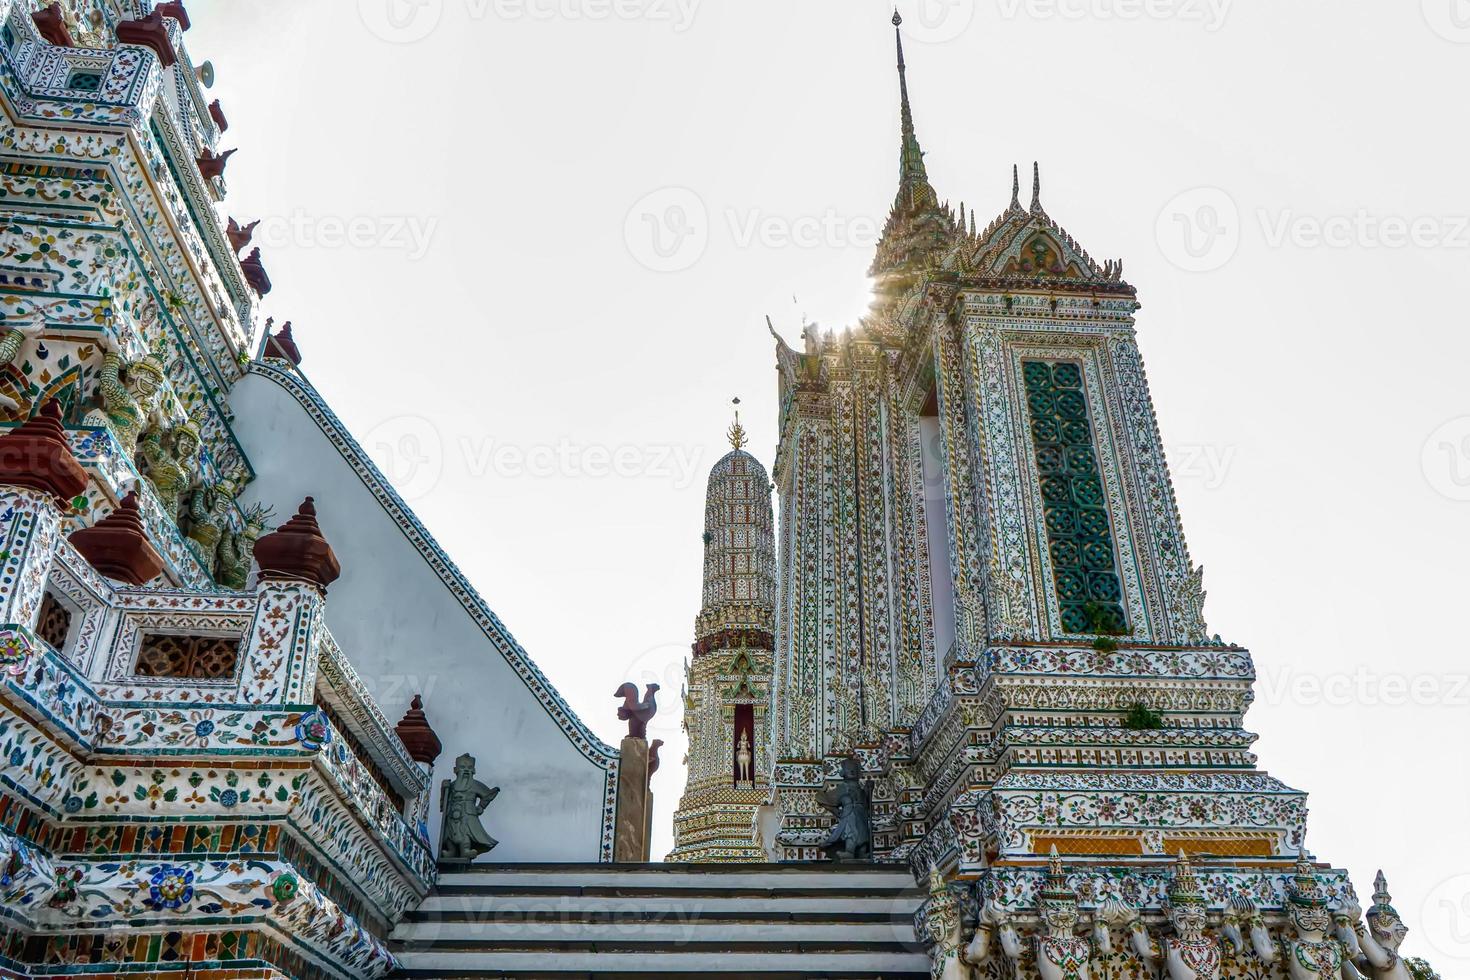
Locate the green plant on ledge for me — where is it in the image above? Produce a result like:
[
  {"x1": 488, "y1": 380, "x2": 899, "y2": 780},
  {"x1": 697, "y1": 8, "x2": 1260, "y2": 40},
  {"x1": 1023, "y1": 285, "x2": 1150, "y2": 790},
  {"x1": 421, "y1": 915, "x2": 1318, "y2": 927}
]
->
[
  {"x1": 1083, "y1": 600, "x2": 1128, "y2": 652},
  {"x1": 1121, "y1": 702, "x2": 1165, "y2": 731}
]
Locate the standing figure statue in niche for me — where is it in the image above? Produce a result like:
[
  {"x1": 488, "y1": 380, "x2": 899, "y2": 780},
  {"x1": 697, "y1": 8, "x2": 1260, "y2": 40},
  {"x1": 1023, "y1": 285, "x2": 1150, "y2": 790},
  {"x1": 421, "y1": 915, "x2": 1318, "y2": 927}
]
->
[
  {"x1": 439, "y1": 753, "x2": 500, "y2": 862},
  {"x1": 735, "y1": 730, "x2": 752, "y2": 785},
  {"x1": 816, "y1": 756, "x2": 871, "y2": 862}
]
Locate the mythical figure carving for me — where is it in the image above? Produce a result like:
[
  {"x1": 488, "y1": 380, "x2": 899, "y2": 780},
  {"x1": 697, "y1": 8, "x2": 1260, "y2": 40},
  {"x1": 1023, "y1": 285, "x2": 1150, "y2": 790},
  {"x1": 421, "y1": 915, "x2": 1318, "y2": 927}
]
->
[
  {"x1": 735, "y1": 730, "x2": 752, "y2": 784},
  {"x1": 439, "y1": 753, "x2": 500, "y2": 862},
  {"x1": 1160, "y1": 851, "x2": 1223, "y2": 980},
  {"x1": 0, "y1": 323, "x2": 42, "y2": 410},
  {"x1": 215, "y1": 502, "x2": 272, "y2": 590},
  {"x1": 919, "y1": 865, "x2": 968, "y2": 980},
  {"x1": 1340, "y1": 872, "x2": 1440, "y2": 980},
  {"x1": 1260, "y1": 862, "x2": 1359, "y2": 980},
  {"x1": 83, "y1": 348, "x2": 166, "y2": 456},
  {"x1": 967, "y1": 848, "x2": 1094, "y2": 980},
  {"x1": 615, "y1": 682, "x2": 659, "y2": 739},
  {"x1": 137, "y1": 419, "x2": 200, "y2": 517},
  {"x1": 816, "y1": 756, "x2": 871, "y2": 862},
  {"x1": 184, "y1": 474, "x2": 238, "y2": 571}
]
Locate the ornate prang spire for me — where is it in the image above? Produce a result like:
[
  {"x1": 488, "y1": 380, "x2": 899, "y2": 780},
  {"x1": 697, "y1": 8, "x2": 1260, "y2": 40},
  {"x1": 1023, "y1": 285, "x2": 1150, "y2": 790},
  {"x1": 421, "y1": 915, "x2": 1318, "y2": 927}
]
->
[
  {"x1": 727, "y1": 397, "x2": 748, "y2": 451},
  {"x1": 1010, "y1": 163, "x2": 1022, "y2": 210},
  {"x1": 891, "y1": 9, "x2": 935, "y2": 212},
  {"x1": 870, "y1": 10, "x2": 951, "y2": 300},
  {"x1": 1030, "y1": 161, "x2": 1043, "y2": 214}
]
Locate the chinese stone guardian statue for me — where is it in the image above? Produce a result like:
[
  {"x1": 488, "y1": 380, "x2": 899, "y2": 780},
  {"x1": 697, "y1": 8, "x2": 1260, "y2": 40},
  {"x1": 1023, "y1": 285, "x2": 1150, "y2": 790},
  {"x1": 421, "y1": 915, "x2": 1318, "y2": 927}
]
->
[
  {"x1": 439, "y1": 753, "x2": 500, "y2": 862},
  {"x1": 816, "y1": 755, "x2": 871, "y2": 862}
]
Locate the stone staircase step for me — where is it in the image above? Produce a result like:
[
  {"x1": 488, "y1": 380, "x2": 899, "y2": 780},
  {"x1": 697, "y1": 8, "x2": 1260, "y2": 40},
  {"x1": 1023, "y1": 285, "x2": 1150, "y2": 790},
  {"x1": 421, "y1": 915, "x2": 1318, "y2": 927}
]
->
[
  {"x1": 389, "y1": 863, "x2": 928, "y2": 980},
  {"x1": 391, "y1": 949, "x2": 929, "y2": 976}
]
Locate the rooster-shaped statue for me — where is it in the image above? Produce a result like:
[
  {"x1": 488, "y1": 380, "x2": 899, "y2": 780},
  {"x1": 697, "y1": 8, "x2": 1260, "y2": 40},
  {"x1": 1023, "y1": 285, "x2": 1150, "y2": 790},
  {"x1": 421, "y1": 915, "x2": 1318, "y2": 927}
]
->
[{"x1": 614, "y1": 682, "x2": 659, "y2": 739}]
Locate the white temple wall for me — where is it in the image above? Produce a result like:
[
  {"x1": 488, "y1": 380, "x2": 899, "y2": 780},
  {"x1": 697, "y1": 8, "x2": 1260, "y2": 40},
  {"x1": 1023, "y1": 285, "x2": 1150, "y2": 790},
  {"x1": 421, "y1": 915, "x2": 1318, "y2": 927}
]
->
[{"x1": 228, "y1": 368, "x2": 615, "y2": 862}]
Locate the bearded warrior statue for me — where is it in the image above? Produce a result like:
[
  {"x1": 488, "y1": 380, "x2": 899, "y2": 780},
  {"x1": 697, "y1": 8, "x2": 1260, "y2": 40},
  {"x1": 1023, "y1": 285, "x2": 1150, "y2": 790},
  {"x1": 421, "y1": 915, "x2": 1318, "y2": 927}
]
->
[
  {"x1": 184, "y1": 474, "x2": 238, "y2": 572},
  {"x1": 83, "y1": 348, "x2": 167, "y2": 455}
]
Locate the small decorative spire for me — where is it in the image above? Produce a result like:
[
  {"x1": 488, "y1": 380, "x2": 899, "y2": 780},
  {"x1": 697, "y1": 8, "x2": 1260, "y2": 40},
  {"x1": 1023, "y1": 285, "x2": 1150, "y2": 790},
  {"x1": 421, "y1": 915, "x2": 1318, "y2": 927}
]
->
[
  {"x1": 727, "y1": 397, "x2": 748, "y2": 451},
  {"x1": 1370, "y1": 869, "x2": 1399, "y2": 919},
  {"x1": 1040, "y1": 844, "x2": 1074, "y2": 902},
  {"x1": 1010, "y1": 164, "x2": 1021, "y2": 210},
  {"x1": 197, "y1": 147, "x2": 237, "y2": 181},
  {"x1": 240, "y1": 247, "x2": 272, "y2": 296},
  {"x1": 0, "y1": 400, "x2": 88, "y2": 505},
  {"x1": 32, "y1": 3, "x2": 74, "y2": 47},
  {"x1": 1287, "y1": 859, "x2": 1328, "y2": 908},
  {"x1": 69, "y1": 491, "x2": 165, "y2": 585},
  {"x1": 1168, "y1": 849, "x2": 1206, "y2": 906},
  {"x1": 394, "y1": 694, "x2": 443, "y2": 766},
  {"x1": 115, "y1": 10, "x2": 177, "y2": 68},
  {"x1": 1030, "y1": 161, "x2": 1042, "y2": 213}
]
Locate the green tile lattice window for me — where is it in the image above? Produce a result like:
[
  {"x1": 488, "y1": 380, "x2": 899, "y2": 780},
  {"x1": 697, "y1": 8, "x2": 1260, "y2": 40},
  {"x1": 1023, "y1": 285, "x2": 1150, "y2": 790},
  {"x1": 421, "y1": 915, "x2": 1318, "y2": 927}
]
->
[
  {"x1": 66, "y1": 69, "x2": 104, "y2": 92},
  {"x1": 1022, "y1": 359, "x2": 1127, "y2": 635}
]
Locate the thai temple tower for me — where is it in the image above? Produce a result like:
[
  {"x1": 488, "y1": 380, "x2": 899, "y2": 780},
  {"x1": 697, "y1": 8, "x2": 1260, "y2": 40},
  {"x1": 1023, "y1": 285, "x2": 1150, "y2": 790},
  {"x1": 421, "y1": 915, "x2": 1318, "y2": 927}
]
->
[
  {"x1": 763, "y1": 11, "x2": 1444, "y2": 980},
  {"x1": 669, "y1": 404, "x2": 777, "y2": 862}
]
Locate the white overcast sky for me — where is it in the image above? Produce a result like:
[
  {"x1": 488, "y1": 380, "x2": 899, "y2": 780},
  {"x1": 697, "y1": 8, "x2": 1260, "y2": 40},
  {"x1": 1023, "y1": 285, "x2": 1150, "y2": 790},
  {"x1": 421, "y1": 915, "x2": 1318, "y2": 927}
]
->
[{"x1": 192, "y1": 0, "x2": 1468, "y2": 961}]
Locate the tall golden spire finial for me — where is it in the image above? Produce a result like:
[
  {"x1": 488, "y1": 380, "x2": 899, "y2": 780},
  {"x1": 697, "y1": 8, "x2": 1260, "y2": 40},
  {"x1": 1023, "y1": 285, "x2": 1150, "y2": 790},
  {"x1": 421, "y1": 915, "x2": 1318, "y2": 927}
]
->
[{"x1": 727, "y1": 397, "x2": 748, "y2": 451}]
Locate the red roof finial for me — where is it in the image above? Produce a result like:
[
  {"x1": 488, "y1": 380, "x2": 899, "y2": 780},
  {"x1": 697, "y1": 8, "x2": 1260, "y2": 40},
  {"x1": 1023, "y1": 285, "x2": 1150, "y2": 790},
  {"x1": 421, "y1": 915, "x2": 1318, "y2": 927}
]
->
[
  {"x1": 69, "y1": 491, "x2": 165, "y2": 585},
  {"x1": 0, "y1": 400, "x2": 88, "y2": 505},
  {"x1": 252, "y1": 496, "x2": 341, "y2": 589},
  {"x1": 394, "y1": 694, "x2": 443, "y2": 765}
]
